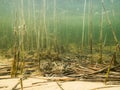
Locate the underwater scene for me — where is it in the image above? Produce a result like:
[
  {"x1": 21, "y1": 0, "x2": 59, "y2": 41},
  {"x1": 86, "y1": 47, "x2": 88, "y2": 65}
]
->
[{"x1": 0, "y1": 0, "x2": 120, "y2": 90}]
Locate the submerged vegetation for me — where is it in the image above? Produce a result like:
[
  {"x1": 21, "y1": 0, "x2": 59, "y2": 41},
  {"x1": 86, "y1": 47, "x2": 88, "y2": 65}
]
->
[{"x1": 0, "y1": 0, "x2": 120, "y2": 89}]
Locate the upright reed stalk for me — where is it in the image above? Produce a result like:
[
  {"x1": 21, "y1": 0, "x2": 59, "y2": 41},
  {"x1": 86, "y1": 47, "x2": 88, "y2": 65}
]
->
[
  {"x1": 89, "y1": 0, "x2": 93, "y2": 63},
  {"x1": 43, "y1": 0, "x2": 48, "y2": 49},
  {"x1": 89, "y1": 0, "x2": 93, "y2": 55},
  {"x1": 82, "y1": 0, "x2": 86, "y2": 52},
  {"x1": 33, "y1": 0, "x2": 37, "y2": 49},
  {"x1": 99, "y1": 6, "x2": 104, "y2": 63},
  {"x1": 11, "y1": 12, "x2": 18, "y2": 78},
  {"x1": 53, "y1": 0, "x2": 59, "y2": 53}
]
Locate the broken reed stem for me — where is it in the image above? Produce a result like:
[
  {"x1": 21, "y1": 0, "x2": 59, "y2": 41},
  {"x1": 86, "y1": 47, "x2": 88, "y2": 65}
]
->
[
  {"x1": 105, "y1": 52, "x2": 116, "y2": 84},
  {"x1": 102, "y1": 0, "x2": 119, "y2": 45},
  {"x1": 102, "y1": 0, "x2": 120, "y2": 56},
  {"x1": 20, "y1": 78, "x2": 23, "y2": 90}
]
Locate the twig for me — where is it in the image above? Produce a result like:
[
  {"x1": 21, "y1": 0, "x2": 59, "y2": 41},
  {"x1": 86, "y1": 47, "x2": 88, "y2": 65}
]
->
[
  {"x1": 88, "y1": 64, "x2": 120, "y2": 75},
  {"x1": 29, "y1": 76, "x2": 76, "y2": 81},
  {"x1": 20, "y1": 78, "x2": 23, "y2": 90},
  {"x1": 12, "y1": 77, "x2": 27, "y2": 90},
  {"x1": 67, "y1": 64, "x2": 120, "y2": 78},
  {"x1": 56, "y1": 82, "x2": 64, "y2": 90},
  {"x1": 91, "y1": 85, "x2": 120, "y2": 90},
  {"x1": 0, "y1": 86, "x2": 8, "y2": 89}
]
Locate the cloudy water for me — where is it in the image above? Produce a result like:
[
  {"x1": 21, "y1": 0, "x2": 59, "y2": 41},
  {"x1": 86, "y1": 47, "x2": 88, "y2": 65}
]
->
[{"x1": 0, "y1": 0, "x2": 120, "y2": 53}]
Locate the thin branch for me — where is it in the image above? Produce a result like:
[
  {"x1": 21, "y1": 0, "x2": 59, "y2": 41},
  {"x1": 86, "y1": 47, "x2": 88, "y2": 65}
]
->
[{"x1": 56, "y1": 82, "x2": 64, "y2": 90}]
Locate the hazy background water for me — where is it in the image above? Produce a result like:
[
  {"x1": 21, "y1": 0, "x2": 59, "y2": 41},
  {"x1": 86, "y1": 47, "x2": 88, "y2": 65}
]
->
[{"x1": 0, "y1": 0, "x2": 120, "y2": 51}]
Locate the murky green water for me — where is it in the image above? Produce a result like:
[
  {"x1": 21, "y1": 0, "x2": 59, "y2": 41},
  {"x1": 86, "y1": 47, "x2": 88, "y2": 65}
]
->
[{"x1": 0, "y1": 0, "x2": 120, "y2": 53}]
